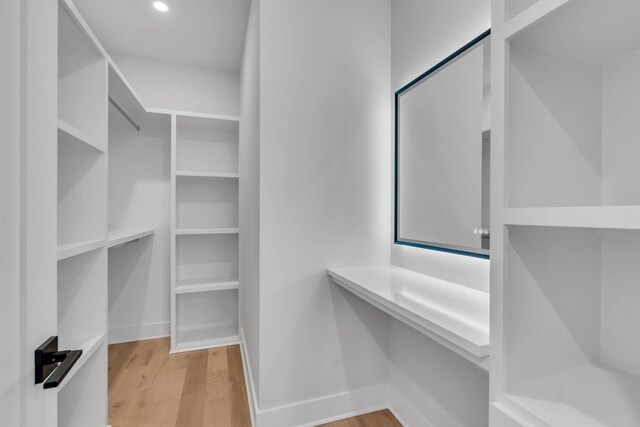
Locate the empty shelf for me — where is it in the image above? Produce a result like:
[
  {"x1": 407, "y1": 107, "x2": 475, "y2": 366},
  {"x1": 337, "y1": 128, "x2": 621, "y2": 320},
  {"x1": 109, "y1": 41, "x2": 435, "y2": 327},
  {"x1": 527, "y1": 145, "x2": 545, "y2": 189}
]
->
[
  {"x1": 176, "y1": 171, "x2": 239, "y2": 179},
  {"x1": 176, "y1": 277, "x2": 239, "y2": 294},
  {"x1": 173, "y1": 324, "x2": 240, "y2": 354},
  {"x1": 107, "y1": 228, "x2": 155, "y2": 248},
  {"x1": 175, "y1": 228, "x2": 239, "y2": 235},
  {"x1": 58, "y1": 239, "x2": 105, "y2": 261},
  {"x1": 58, "y1": 119, "x2": 104, "y2": 152},
  {"x1": 504, "y1": 206, "x2": 640, "y2": 230},
  {"x1": 505, "y1": 363, "x2": 640, "y2": 427},
  {"x1": 57, "y1": 333, "x2": 105, "y2": 390},
  {"x1": 327, "y1": 265, "x2": 490, "y2": 366}
]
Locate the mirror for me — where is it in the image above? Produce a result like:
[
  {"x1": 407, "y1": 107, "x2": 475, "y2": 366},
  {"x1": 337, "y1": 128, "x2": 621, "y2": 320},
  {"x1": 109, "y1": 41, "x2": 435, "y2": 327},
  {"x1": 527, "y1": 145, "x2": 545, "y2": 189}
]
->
[{"x1": 395, "y1": 31, "x2": 491, "y2": 258}]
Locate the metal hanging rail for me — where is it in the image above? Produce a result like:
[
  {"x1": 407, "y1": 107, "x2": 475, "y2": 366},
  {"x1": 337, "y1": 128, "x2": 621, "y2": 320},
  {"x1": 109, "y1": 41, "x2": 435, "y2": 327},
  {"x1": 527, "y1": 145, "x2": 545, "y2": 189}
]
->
[{"x1": 108, "y1": 96, "x2": 141, "y2": 131}]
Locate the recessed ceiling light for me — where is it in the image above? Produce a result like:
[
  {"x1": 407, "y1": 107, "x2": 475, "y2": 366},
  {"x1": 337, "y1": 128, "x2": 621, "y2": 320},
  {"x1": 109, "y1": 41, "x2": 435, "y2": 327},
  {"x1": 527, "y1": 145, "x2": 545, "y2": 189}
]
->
[{"x1": 152, "y1": 1, "x2": 169, "y2": 12}]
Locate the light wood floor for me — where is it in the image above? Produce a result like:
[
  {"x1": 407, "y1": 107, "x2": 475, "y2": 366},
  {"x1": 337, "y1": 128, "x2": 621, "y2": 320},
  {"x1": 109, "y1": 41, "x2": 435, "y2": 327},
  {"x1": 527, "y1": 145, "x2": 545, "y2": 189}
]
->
[
  {"x1": 108, "y1": 338, "x2": 251, "y2": 427},
  {"x1": 108, "y1": 338, "x2": 401, "y2": 427},
  {"x1": 320, "y1": 410, "x2": 402, "y2": 427}
]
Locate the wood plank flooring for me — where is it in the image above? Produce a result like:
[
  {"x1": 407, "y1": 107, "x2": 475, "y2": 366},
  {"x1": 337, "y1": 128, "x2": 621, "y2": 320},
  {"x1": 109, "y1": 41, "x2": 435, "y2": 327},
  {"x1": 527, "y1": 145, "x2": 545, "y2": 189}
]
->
[
  {"x1": 108, "y1": 338, "x2": 251, "y2": 427},
  {"x1": 319, "y1": 410, "x2": 402, "y2": 427},
  {"x1": 108, "y1": 338, "x2": 401, "y2": 427}
]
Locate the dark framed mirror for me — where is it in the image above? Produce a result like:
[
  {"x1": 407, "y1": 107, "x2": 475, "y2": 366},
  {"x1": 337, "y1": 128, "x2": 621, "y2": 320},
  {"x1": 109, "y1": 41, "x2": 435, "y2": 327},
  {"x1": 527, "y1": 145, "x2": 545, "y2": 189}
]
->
[{"x1": 394, "y1": 30, "x2": 491, "y2": 259}]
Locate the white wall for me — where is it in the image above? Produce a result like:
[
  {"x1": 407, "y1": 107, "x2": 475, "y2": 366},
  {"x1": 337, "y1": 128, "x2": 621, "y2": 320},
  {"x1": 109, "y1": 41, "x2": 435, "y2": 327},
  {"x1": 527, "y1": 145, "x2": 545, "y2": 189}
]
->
[
  {"x1": 255, "y1": 0, "x2": 392, "y2": 422},
  {"x1": 107, "y1": 110, "x2": 171, "y2": 343},
  {"x1": 113, "y1": 55, "x2": 240, "y2": 117},
  {"x1": 239, "y1": 0, "x2": 262, "y2": 408},
  {"x1": 389, "y1": 1, "x2": 491, "y2": 425},
  {"x1": 390, "y1": 0, "x2": 490, "y2": 293}
]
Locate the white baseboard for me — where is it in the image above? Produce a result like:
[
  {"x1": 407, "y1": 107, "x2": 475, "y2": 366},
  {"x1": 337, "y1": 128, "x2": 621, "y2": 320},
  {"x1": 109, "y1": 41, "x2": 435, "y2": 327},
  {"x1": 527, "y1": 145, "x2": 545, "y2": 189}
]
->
[
  {"x1": 388, "y1": 386, "x2": 432, "y2": 427},
  {"x1": 108, "y1": 321, "x2": 170, "y2": 344},
  {"x1": 239, "y1": 328, "x2": 388, "y2": 427},
  {"x1": 257, "y1": 384, "x2": 388, "y2": 427},
  {"x1": 239, "y1": 328, "x2": 258, "y2": 426}
]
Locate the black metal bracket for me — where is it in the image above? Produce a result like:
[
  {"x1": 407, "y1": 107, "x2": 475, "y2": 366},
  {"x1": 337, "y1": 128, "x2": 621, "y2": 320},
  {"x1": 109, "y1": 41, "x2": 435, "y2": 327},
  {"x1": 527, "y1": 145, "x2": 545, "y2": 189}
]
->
[{"x1": 35, "y1": 336, "x2": 83, "y2": 389}]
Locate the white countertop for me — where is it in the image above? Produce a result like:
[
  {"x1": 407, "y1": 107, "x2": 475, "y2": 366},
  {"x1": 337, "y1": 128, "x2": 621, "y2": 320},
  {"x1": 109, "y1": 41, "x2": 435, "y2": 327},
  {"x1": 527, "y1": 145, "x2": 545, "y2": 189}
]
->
[{"x1": 327, "y1": 265, "x2": 490, "y2": 367}]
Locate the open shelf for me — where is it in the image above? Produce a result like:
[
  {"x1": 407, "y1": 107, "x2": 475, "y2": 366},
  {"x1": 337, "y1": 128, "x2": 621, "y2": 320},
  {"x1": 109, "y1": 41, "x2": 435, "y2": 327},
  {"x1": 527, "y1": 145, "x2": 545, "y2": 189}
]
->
[
  {"x1": 505, "y1": 362, "x2": 640, "y2": 427},
  {"x1": 58, "y1": 129, "x2": 107, "y2": 247},
  {"x1": 175, "y1": 228, "x2": 239, "y2": 235},
  {"x1": 176, "y1": 115, "x2": 239, "y2": 174},
  {"x1": 504, "y1": 0, "x2": 572, "y2": 36},
  {"x1": 506, "y1": 0, "x2": 540, "y2": 20},
  {"x1": 505, "y1": 225, "x2": 640, "y2": 426},
  {"x1": 58, "y1": 249, "x2": 106, "y2": 352},
  {"x1": 58, "y1": 119, "x2": 104, "y2": 153},
  {"x1": 58, "y1": 4, "x2": 107, "y2": 152},
  {"x1": 57, "y1": 239, "x2": 105, "y2": 261},
  {"x1": 328, "y1": 265, "x2": 490, "y2": 367},
  {"x1": 504, "y1": 206, "x2": 640, "y2": 230},
  {"x1": 176, "y1": 171, "x2": 239, "y2": 179},
  {"x1": 176, "y1": 234, "x2": 239, "y2": 284},
  {"x1": 176, "y1": 175, "x2": 239, "y2": 230},
  {"x1": 58, "y1": 340, "x2": 106, "y2": 427},
  {"x1": 107, "y1": 228, "x2": 154, "y2": 248},
  {"x1": 173, "y1": 289, "x2": 239, "y2": 353},
  {"x1": 175, "y1": 277, "x2": 239, "y2": 294},
  {"x1": 57, "y1": 333, "x2": 105, "y2": 390},
  {"x1": 506, "y1": 0, "x2": 640, "y2": 209}
]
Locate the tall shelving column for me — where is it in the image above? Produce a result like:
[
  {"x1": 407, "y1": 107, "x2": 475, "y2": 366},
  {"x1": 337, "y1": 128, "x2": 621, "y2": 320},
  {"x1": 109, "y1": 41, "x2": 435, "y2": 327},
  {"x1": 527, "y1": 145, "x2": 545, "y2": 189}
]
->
[
  {"x1": 491, "y1": 1, "x2": 640, "y2": 426},
  {"x1": 170, "y1": 113, "x2": 241, "y2": 353},
  {"x1": 56, "y1": 3, "x2": 108, "y2": 426}
]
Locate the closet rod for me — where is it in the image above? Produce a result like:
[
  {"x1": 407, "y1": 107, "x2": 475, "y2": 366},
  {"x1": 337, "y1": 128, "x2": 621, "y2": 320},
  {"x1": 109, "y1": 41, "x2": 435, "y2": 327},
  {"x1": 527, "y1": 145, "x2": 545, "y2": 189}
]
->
[{"x1": 108, "y1": 96, "x2": 141, "y2": 131}]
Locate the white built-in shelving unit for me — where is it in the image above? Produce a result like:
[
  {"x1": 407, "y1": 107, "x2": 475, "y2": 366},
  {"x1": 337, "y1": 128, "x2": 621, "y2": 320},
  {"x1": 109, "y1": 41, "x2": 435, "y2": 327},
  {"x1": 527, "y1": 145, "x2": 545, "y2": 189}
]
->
[
  {"x1": 56, "y1": 3, "x2": 108, "y2": 426},
  {"x1": 170, "y1": 114, "x2": 241, "y2": 353},
  {"x1": 491, "y1": 1, "x2": 640, "y2": 425}
]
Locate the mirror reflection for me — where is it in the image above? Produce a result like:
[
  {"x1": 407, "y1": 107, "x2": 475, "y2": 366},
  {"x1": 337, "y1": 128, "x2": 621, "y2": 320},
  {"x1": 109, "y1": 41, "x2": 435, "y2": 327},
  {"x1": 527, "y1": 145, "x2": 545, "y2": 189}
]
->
[{"x1": 395, "y1": 32, "x2": 491, "y2": 258}]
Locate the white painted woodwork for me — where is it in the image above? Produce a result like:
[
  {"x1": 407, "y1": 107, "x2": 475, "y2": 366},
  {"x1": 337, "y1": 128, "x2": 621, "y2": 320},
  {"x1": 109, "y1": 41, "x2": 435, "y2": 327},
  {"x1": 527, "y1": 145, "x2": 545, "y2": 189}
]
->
[
  {"x1": 171, "y1": 114, "x2": 240, "y2": 353},
  {"x1": 56, "y1": 3, "x2": 108, "y2": 426},
  {"x1": 493, "y1": 0, "x2": 640, "y2": 425},
  {"x1": 106, "y1": 228, "x2": 155, "y2": 248},
  {"x1": 328, "y1": 266, "x2": 490, "y2": 365}
]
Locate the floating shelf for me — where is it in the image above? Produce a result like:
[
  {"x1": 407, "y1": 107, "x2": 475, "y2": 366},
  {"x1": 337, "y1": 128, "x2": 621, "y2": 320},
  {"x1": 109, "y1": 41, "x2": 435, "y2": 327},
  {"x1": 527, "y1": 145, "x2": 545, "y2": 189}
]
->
[
  {"x1": 176, "y1": 171, "x2": 239, "y2": 179},
  {"x1": 327, "y1": 265, "x2": 490, "y2": 368},
  {"x1": 57, "y1": 239, "x2": 105, "y2": 261},
  {"x1": 505, "y1": 362, "x2": 640, "y2": 427},
  {"x1": 176, "y1": 277, "x2": 239, "y2": 294},
  {"x1": 107, "y1": 228, "x2": 155, "y2": 248},
  {"x1": 57, "y1": 333, "x2": 105, "y2": 390},
  {"x1": 58, "y1": 119, "x2": 104, "y2": 153},
  {"x1": 504, "y1": 206, "x2": 640, "y2": 230},
  {"x1": 175, "y1": 228, "x2": 239, "y2": 235}
]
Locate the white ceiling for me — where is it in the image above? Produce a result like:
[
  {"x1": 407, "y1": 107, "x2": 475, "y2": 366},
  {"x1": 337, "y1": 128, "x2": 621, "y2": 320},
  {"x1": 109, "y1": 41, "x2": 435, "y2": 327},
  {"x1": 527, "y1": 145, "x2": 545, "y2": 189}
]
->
[{"x1": 73, "y1": 0, "x2": 250, "y2": 71}]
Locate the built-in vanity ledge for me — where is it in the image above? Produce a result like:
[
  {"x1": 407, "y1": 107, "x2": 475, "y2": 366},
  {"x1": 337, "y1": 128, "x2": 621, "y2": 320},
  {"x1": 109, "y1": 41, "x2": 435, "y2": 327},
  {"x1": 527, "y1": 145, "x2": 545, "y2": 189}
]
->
[{"x1": 327, "y1": 265, "x2": 490, "y2": 370}]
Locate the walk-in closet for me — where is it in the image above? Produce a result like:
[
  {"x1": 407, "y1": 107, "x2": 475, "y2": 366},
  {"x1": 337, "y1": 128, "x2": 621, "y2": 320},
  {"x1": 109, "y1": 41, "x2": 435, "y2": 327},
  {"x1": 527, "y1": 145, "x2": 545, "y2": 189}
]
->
[{"x1": 3, "y1": 0, "x2": 640, "y2": 426}]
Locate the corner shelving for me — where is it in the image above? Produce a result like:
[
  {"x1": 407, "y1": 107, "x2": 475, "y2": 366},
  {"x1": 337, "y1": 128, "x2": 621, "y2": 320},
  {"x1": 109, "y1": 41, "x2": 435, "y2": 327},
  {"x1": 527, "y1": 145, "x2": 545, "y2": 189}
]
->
[
  {"x1": 492, "y1": 1, "x2": 640, "y2": 425},
  {"x1": 170, "y1": 113, "x2": 240, "y2": 353}
]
